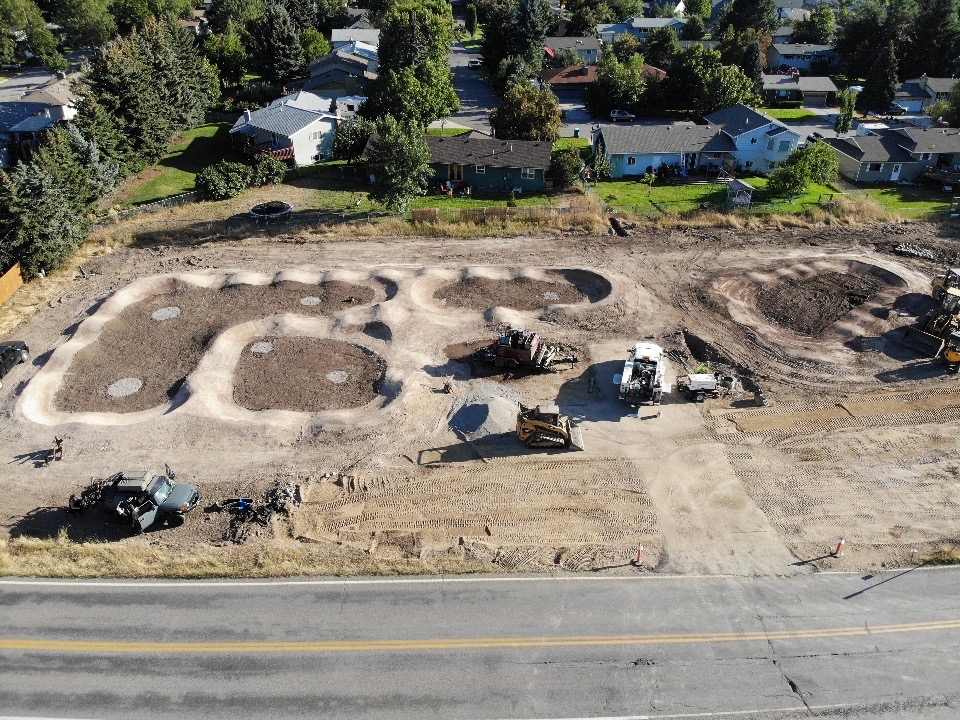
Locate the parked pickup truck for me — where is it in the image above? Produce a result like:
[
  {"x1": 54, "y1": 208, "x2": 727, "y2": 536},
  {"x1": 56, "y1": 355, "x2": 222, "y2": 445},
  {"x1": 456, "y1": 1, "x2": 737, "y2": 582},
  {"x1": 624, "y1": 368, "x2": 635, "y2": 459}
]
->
[
  {"x1": 610, "y1": 109, "x2": 636, "y2": 122},
  {"x1": 103, "y1": 466, "x2": 200, "y2": 533}
]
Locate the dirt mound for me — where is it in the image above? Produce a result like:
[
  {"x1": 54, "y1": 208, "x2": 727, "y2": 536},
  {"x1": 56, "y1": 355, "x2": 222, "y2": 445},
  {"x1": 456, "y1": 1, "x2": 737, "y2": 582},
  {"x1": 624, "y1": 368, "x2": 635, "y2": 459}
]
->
[
  {"x1": 55, "y1": 280, "x2": 375, "y2": 413},
  {"x1": 233, "y1": 337, "x2": 385, "y2": 412},
  {"x1": 756, "y1": 272, "x2": 882, "y2": 337},
  {"x1": 449, "y1": 382, "x2": 521, "y2": 439},
  {"x1": 435, "y1": 276, "x2": 585, "y2": 311}
]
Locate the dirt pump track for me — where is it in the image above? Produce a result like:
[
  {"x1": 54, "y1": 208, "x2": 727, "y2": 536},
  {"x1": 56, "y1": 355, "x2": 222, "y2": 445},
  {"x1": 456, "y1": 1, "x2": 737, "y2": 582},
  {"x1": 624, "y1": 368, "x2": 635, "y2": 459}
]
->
[{"x1": 2, "y1": 221, "x2": 960, "y2": 577}]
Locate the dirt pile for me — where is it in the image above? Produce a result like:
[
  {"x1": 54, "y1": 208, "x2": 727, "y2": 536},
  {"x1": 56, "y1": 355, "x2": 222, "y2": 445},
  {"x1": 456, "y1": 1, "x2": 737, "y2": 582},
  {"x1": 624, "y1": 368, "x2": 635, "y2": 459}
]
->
[
  {"x1": 435, "y1": 276, "x2": 585, "y2": 310},
  {"x1": 449, "y1": 382, "x2": 521, "y2": 439},
  {"x1": 756, "y1": 271, "x2": 882, "y2": 336},
  {"x1": 233, "y1": 338, "x2": 385, "y2": 412}
]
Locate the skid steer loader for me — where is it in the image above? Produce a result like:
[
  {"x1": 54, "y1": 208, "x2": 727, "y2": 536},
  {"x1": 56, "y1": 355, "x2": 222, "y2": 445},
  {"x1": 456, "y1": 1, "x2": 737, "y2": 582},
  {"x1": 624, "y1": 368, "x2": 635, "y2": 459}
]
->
[{"x1": 516, "y1": 404, "x2": 583, "y2": 450}]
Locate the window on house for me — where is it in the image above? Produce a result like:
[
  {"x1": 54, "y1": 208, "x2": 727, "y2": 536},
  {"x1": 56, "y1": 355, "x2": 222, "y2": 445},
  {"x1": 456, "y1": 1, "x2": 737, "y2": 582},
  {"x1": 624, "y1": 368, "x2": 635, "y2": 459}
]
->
[
  {"x1": 751, "y1": 137, "x2": 758, "y2": 144},
  {"x1": 745, "y1": 161, "x2": 754, "y2": 168},
  {"x1": 778, "y1": 140, "x2": 791, "y2": 152},
  {"x1": 521, "y1": 167, "x2": 536, "y2": 179},
  {"x1": 450, "y1": 164, "x2": 463, "y2": 181},
  {"x1": 627, "y1": 156, "x2": 637, "y2": 165},
  {"x1": 767, "y1": 138, "x2": 775, "y2": 150},
  {"x1": 346, "y1": 104, "x2": 355, "y2": 111},
  {"x1": 310, "y1": 131, "x2": 323, "y2": 141},
  {"x1": 475, "y1": 165, "x2": 485, "y2": 174},
  {"x1": 868, "y1": 162, "x2": 883, "y2": 172}
]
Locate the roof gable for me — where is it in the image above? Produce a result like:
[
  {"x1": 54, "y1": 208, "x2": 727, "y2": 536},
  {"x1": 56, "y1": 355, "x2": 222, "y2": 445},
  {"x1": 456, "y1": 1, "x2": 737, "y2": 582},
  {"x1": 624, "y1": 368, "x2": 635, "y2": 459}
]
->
[
  {"x1": 598, "y1": 123, "x2": 734, "y2": 155},
  {"x1": 231, "y1": 104, "x2": 337, "y2": 138},
  {"x1": 704, "y1": 104, "x2": 779, "y2": 136}
]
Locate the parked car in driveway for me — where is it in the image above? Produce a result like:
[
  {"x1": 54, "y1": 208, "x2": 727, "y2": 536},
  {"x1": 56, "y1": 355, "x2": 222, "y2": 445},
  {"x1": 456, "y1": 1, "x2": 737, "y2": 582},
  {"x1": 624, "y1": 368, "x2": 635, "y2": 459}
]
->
[
  {"x1": 0, "y1": 341, "x2": 28, "y2": 389},
  {"x1": 886, "y1": 104, "x2": 908, "y2": 116},
  {"x1": 610, "y1": 109, "x2": 636, "y2": 122},
  {"x1": 806, "y1": 132, "x2": 824, "y2": 143},
  {"x1": 467, "y1": 59, "x2": 482, "y2": 68}
]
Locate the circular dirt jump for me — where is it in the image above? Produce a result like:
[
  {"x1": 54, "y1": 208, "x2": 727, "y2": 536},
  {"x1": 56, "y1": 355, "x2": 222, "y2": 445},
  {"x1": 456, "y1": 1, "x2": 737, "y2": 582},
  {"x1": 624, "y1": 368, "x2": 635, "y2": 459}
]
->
[
  {"x1": 233, "y1": 337, "x2": 386, "y2": 412},
  {"x1": 434, "y1": 269, "x2": 610, "y2": 311},
  {"x1": 710, "y1": 257, "x2": 913, "y2": 365}
]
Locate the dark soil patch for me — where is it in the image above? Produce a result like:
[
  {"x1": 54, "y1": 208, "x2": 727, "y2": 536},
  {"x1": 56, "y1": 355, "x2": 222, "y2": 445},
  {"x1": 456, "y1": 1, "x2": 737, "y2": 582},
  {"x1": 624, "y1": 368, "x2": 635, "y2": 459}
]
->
[
  {"x1": 56, "y1": 280, "x2": 376, "y2": 413},
  {"x1": 234, "y1": 337, "x2": 385, "y2": 412},
  {"x1": 434, "y1": 274, "x2": 586, "y2": 311},
  {"x1": 444, "y1": 339, "x2": 490, "y2": 360},
  {"x1": 756, "y1": 272, "x2": 883, "y2": 336}
]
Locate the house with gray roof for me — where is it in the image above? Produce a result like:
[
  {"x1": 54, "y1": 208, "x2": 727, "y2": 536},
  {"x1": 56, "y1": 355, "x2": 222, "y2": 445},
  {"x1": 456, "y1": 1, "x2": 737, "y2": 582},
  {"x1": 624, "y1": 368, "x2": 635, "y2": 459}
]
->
[
  {"x1": 0, "y1": 77, "x2": 78, "y2": 168},
  {"x1": 422, "y1": 135, "x2": 552, "y2": 191},
  {"x1": 825, "y1": 126, "x2": 960, "y2": 182},
  {"x1": 592, "y1": 104, "x2": 801, "y2": 177},
  {"x1": 597, "y1": 16, "x2": 686, "y2": 42},
  {"x1": 331, "y1": 28, "x2": 380, "y2": 49},
  {"x1": 762, "y1": 73, "x2": 838, "y2": 106},
  {"x1": 230, "y1": 91, "x2": 339, "y2": 166},
  {"x1": 545, "y1": 36, "x2": 602, "y2": 65},
  {"x1": 303, "y1": 44, "x2": 378, "y2": 99},
  {"x1": 767, "y1": 43, "x2": 839, "y2": 72},
  {"x1": 895, "y1": 76, "x2": 960, "y2": 112}
]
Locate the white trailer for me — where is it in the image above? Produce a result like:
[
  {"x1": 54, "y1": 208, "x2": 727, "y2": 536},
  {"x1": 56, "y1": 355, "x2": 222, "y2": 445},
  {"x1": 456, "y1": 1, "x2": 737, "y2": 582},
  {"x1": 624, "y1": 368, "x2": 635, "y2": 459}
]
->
[{"x1": 618, "y1": 342, "x2": 668, "y2": 405}]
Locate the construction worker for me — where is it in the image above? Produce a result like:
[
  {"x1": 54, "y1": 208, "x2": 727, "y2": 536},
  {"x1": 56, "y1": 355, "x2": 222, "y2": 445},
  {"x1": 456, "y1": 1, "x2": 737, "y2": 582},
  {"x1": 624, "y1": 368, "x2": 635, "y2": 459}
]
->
[{"x1": 53, "y1": 436, "x2": 63, "y2": 461}]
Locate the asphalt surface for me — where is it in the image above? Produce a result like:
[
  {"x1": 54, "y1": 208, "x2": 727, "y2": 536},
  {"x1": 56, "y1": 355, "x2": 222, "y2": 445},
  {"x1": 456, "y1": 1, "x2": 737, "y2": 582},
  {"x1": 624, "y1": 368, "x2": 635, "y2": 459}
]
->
[
  {"x1": 448, "y1": 40, "x2": 498, "y2": 133},
  {"x1": 2, "y1": 568, "x2": 960, "y2": 719}
]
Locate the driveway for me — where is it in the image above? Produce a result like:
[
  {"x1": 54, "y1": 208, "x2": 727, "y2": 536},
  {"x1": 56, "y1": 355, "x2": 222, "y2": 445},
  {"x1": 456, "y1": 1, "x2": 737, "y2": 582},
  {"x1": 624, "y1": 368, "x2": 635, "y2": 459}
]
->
[{"x1": 447, "y1": 41, "x2": 498, "y2": 133}]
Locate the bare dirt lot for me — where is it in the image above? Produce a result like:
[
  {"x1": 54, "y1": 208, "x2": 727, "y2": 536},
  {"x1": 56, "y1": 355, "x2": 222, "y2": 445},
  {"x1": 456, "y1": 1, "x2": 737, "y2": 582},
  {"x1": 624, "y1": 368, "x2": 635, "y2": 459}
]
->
[{"x1": 2, "y1": 220, "x2": 960, "y2": 577}]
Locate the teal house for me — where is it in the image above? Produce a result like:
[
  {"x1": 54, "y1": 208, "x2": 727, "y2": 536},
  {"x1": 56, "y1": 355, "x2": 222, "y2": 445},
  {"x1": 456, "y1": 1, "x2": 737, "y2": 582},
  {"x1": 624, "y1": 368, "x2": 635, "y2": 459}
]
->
[{"x1": 424, "y1": 135, "x2": 551, "y2": 192}]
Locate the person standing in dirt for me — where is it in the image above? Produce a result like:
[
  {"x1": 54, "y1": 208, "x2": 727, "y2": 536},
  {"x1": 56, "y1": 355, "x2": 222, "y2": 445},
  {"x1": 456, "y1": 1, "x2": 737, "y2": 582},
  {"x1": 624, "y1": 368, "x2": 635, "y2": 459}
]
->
[{"x1": 53, "y1": 436, "x2": 63, "y2": 461}]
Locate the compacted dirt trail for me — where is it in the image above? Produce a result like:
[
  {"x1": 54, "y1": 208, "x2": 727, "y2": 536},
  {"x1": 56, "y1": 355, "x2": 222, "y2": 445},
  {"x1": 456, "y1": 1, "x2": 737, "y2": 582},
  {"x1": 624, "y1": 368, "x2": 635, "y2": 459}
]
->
[{"x1": 2, "y1": 222, "x2": 960, "y2": 575}]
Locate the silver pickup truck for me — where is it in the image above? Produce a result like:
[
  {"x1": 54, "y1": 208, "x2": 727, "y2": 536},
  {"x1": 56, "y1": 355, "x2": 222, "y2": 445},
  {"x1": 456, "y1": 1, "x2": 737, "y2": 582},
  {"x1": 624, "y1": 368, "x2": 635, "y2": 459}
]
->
[{"x1": 103, "y1": 466, "x2": 200, "y2": 533}]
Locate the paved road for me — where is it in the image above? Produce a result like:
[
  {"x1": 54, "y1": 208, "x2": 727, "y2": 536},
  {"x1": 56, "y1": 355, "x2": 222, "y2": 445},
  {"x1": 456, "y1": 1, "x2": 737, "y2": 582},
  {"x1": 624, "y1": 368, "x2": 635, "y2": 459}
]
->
[
  {"x1": 2, "y1": 569, "x2": 960, "y2": 720},
  {"x1": 447, "y1": 41, "x2": 498, "y2": 133}
]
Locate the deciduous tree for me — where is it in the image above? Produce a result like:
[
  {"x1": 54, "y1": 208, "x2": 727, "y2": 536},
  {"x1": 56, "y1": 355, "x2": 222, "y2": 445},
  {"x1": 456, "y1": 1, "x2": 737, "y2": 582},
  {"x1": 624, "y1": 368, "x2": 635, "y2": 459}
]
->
[
  {"x1": 366, "y1": 115, "x2": 431, "y2": 213},
  {"x1": 792, "y1": 4, "x2": 835, "y2": 44},
  {"x1": 488, "y1": 82, "x2": 562, "y2": 141},
  {"x1": 834, "y1": 89, "x2": 856, "y2": 134},
  {"x1": 644, "y1": 26, "x2": 680, "y2": 71}
]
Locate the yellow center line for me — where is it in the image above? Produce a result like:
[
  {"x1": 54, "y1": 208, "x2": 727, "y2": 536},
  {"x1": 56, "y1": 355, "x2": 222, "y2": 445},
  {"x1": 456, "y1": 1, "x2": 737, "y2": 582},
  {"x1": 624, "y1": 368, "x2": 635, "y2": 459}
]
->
[{"x1": 3, "y1": 619, "x2": 960, "y2": 654}]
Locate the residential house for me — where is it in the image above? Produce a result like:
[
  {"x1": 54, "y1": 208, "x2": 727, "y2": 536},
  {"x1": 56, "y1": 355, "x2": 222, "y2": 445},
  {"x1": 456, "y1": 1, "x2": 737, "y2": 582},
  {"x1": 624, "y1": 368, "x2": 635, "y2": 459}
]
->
[
  {"x1": 825, "y1": 126, "x2": 960, "y2": 182},
  {"x1": 592, "y1": 123, "x2": 736, "y2": 177},
  {"x1": 335, "y1": 95, "x2": 367, "y2": 118},
  {"x1": 677, "y1": 39, "x2": 721, "y2": 52},
  {"x1": 539, "y1": 64, "x2": 597, "y2": 100},
  {"x1": 772, "y1": 25, "x2": 794, "y2": 43},
  {"x1": 303, "y1": 44, "x2": 378, "y2": 99},
  {"x1": 229, "y1": 91, "x2": 339, "y2": 166},
  {"x1": 592, "y1": 104, "x2": 802, "y2": 177},
  {"x1": 702, "y1": 104, "x2": 802, "y2": 173},
  {"x1": 777, "y1": 7, "x2": 809, "y2": 22},
  {"x1": 762, "y1": 73, "x2": 838, "y2": 106},
  {"x1": 592, "y1": 105, "x2": 800, "y2": 177},
  {"x1": 0, "y1": 77, "x2": 78, "y2": 168},
  {"x1": 596, "y1": 16, "x2": 686, "y2": 42},
  {"x1": 331, "y1": 28, "x2": 380, "y2": 50},
  {"x1": 895, "y1": 76, "x2": 960, "y2": 112},
  {"x1": 544, "y1": 36, "x2": 602, "y2": 65},
  {"x1": 420, "y1": 135, "x2": 552, "y2": 192},
  {"x1": 767, "y1": 43, "x2": 838, "y2": 72}
]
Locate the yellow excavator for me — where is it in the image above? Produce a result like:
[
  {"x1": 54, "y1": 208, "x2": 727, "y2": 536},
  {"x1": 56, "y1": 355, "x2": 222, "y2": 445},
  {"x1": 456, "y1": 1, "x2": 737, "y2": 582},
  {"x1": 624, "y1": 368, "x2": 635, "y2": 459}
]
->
[
  {"x1": 901, "y1": 268, "x2": 960, "y2": 373},
  {"x1": 516, "y1": 404, "x2": 583, "y2": 450}
]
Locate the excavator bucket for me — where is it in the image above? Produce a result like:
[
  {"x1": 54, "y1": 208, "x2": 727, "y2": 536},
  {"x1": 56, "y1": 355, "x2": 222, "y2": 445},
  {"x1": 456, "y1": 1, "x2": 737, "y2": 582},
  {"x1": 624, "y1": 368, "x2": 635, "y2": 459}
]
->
[{"x1": 901, "y1": 327, "x2": 946, "y2": 357}]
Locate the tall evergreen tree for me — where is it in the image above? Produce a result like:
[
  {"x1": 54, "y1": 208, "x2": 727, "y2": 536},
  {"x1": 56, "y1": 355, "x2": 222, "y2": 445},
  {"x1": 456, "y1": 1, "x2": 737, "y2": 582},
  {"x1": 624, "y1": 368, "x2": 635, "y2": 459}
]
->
[
  {"x1": 901, "y1": 0, "x2": 960, "y2": 77},
  {"x1": 741, "y1": 40, "x2": 765, "y2": 95},
  {"x1": 465, "y1": 3, "x2": 478, "y2": 36},
  {"x1": 280, "y1": 0, "x2": 317, "y2": 31},
  {"x1": 721, "y1": 0, "x2": 778, "y2": 33},
  {"x1": 515, "y1": 0, "x2": 553, "y2": 62},
  {"x1": 857, "y1": 40, "x2": 898, "y2": 112},
  {"x1": 251, "y1": 3, "x2": 306, "y2": 83},
  {"x1": 834, "y1": 89, "x2": 856, "y2": 134}
]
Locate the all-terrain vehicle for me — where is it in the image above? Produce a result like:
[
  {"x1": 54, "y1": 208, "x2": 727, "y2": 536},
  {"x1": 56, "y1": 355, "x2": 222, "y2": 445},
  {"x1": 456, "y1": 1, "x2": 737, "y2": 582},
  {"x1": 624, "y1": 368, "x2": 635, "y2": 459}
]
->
[
  {"x1": 101, "y1": 466, "x2": 200, "y2": 533},
  {"x1": 676, "y1": 373, "x2": 721, "y2": 403},
  {"x1": 0, "y1": 340, "x2": 29, "y2": 390}
]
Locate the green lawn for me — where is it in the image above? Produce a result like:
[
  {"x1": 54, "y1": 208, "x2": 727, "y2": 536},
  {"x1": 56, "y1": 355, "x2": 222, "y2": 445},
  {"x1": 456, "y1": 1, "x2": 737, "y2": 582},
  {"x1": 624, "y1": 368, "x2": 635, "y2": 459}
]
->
[
  {"x1": 461, "y1": 29, "x2": 483, "y2": 52},
  {"x1": 125, "y1": 122, "x2": 232, "y2": 205},
  {"x1": 553, "y1": 137, "x2": 591, "y2": 153},
  {"x1": 762, "y1": 108, "x2": 824, "y2": 123},
  {"x1": 597, "y1": 176, "x2": 843, "y2": 217},
  {"x1": 857, "y1": 184, "x2": 954, "y2": 218},
  {"x1": 426, "y1": 127, "x2": 472, "y2": 137}
]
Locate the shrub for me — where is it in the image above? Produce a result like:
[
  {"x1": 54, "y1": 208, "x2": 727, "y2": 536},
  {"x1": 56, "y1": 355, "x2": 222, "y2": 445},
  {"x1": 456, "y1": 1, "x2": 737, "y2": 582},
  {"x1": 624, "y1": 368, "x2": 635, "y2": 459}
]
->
[
  {"x1": 250, "y1": 154, "x2": 288, "y2": 186},
  {"x1": 550, "y1": 148, "x2": 585, "y2": 189},
  {"x1": 196, "y1": 160, "x2": 253, "y2": 200}
]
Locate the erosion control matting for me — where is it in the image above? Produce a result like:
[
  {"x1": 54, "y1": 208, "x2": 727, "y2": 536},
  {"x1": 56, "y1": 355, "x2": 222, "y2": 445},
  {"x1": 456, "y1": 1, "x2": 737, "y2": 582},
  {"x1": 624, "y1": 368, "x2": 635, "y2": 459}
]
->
[
  {"x1": 55, "y1": 280, "x2": 376, "y2": 413},
  {"x1": 756, "y1": 271, "x2": 882, "y2": 336},
  {"x1": 233, "y1": 337, "x2": 385, "y2": 412}
]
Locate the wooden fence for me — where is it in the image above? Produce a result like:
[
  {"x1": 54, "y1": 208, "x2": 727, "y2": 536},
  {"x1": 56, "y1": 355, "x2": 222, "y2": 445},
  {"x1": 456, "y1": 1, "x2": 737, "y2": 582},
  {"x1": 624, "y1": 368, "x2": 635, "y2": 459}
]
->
[{"x1": 0, "y1": 263, "x2": 24, "y2": 306}]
